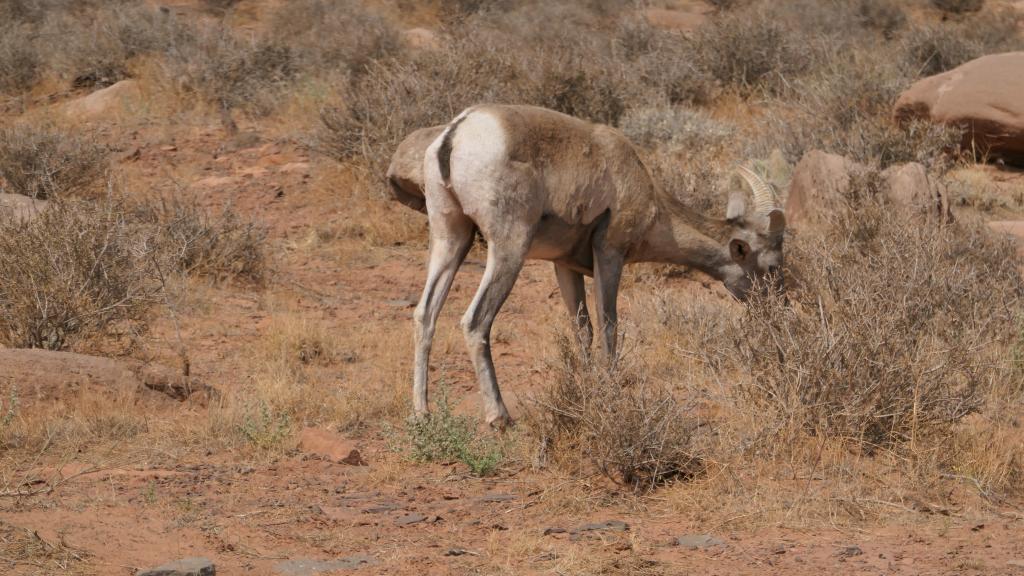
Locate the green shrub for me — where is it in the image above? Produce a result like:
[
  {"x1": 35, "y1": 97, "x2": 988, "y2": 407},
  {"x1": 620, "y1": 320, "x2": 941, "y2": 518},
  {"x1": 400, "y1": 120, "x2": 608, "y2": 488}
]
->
[
  {"x1": 406, "y1": 388, "x2": 503, "y2": 476},
  {"x1": 240, "y1": 401, "x2": 292, "y2": 451}
]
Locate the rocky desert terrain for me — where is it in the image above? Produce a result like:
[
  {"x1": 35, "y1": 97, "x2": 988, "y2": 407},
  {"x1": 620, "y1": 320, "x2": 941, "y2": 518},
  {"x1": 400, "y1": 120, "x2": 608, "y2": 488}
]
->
[{"x1": 1, "y1": 0, "x2": 1024, "y2": 574}]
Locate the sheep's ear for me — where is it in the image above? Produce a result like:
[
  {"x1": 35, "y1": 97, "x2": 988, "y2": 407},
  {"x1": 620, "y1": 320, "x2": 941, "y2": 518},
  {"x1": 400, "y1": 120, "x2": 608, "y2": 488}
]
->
[
  {"x1": 767, "y1": 209, "x2": 786, "y2": 235},
  {"x1": 729, "y1": 238, "x2": 751, "y2": 264},
  {"x1": 726, "y1": 191, "x2": 746, "y2": 222}
]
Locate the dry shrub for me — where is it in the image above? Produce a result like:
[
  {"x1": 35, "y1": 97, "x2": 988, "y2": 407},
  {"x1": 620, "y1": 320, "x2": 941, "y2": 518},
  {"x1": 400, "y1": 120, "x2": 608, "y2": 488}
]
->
[
  {"x1": 143, "y1": 197, "x2": 268, "y2": 285},
  {"x1": 167, "y1": 24, "x2": 298, "y2": 116},
  {"x1": 318, "y1": 29, "x2": 529, "y2": 174},
  {"x1": 901, "y1": 24, "x2": 983, "y2": 77},
  {"x1": 759, "y1": 52, "x2": 961, "y2": 168},
  {"x1": 931, "y1": 0, "x2": 984, "y2": 13},
  {"x1": 0, "y1": 122, "x2": 108, "y2": 199},
  {"x1": 732, "y1": 200, "x2": 1022, "y2": 449},
  {"x1": 901, "y1": 12, "x2": 1022, "y2": 78},
  {"x1": 856, "y1": 0, "x2": 906, "y2": 39},
  {"x1": 35, "y1": 3, "x2": 193, "y2": 88},
  {"x1": 267, "y1": 0, "x2": 402, "y2": 79},
  {"x1": 0, "y1": 198, "x2": 155, "y2": 350},
  {"x1": 529, "y1": 338, "x2": 701, "y2": 491},
  {"x1": 691, "y1": 3, "x2": 810, "y2": 95},
  {"x1": 0, "y1": 24, "x2": 40, "y2": 94},
  {"x1": 620, "y1": 105, "x2": 733, "y2": 153},
  {"x1": 643, "y1": 151, "x2": 724, "y2": 216},
  {"x1": 207, "y1": 313, "x2": 404, "y2": 453}
]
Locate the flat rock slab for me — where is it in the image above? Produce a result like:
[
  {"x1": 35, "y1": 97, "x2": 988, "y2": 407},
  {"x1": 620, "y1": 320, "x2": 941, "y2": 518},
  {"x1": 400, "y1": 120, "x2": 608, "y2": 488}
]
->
[
  {"x1": 137, "y1": 557, "x2": 215, "y2": 576},
  {"x1": 479, "y1": 493, "x2": 516, "y2": 502},
  {"x1": 362, "y1": 503, "x2": 400, "y2": 514},
  {"x1": 675, "y1": 534, "x2": 725, "y2": 550},
  {"x1": 572, "y1": 520, "x2": 630, "y2": 534},
  {"x1": 297, "y1": 427, "x2": 366, "y2": 465},
  {"x1": 395, "y1": 512, "x2": 427, "y2": 526},
  {"x1": 0, "y1": 193, "x2": 48, "y2": 223},
  {"x1": 0, "y1": 348, "x2": 204, "y2": 405},
  {"x1": 273, "y1": 556, "x2": 377, "y2": 575},
  {"x1": 894, "y1": 52, "x2": 1024, "y2": 165}
]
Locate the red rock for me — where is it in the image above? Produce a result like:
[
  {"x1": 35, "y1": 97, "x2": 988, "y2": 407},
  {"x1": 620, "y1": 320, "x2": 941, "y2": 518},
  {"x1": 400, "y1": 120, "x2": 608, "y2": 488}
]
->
[
  {"x1": 786, "y1": 150, "x2": 952, "y2": 233},
  {"x1": 0, "y1": 193, "x2": 48, "y2": 223},
  {"x1": 894, "y1": 52, "x2": 1024, "y2": 166},
  {"x1": 298, "y1": 427, "x2": 366, "y2": 465},
  {"x1": 784, "y1": 151, "x2": 859, "y2": 232},
  {"x1": 643, "y1": 7, "x2": 709, "y2": 32},
  {"x1": 987, "y1": 220, "x2": 1024, "y2": 256},
  {"x1": 402, "y1": 28, "x2": 441, "y2": 50},
  {"x1": 881, "y1": 162, "x2": 952, "y2": 223},
  {"x1": 63, "y1": 80, "x2": 142, "y2": 119}
]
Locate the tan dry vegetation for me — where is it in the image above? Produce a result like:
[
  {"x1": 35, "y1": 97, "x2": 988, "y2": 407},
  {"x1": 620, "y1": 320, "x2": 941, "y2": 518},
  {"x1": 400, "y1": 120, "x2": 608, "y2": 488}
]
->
[{"x1": 1, "y1": 0, "x2": 1024, "y2": 574}]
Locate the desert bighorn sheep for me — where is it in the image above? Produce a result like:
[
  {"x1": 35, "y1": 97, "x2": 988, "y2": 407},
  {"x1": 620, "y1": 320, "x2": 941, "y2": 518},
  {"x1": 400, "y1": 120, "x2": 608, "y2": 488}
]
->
[{"x1": 391, "y1": 105, "x2": 784, "y2": 428}]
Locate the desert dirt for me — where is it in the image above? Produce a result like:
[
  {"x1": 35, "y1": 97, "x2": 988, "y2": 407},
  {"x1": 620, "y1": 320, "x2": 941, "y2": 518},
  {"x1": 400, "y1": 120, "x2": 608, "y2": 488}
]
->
[
  {"x1": 0, "y1": 115, "x2": 1019, "y2": 576},
  {"x1": 2, "y1": 1, "x2": 1024, "y2": 575}
]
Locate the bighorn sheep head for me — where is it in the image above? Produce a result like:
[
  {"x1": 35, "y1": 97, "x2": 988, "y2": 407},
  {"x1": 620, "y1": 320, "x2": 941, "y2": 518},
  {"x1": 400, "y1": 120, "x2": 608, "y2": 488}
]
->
[{"x1": 722, "y1": 165, "x2": 786, "y2": 300}]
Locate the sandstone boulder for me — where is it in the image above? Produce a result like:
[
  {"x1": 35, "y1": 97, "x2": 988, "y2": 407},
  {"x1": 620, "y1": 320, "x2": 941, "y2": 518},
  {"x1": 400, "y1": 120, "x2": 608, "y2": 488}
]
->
[
  {"x1": 785, "y1": 150, "x2": 951, "y2": 233},
  {"x1": 64, "y1": 79, "x2": 142, "y2": 120},
  {"x1": 0, "y1": 193, "x2": 48, "y2": 223},
  {"x1": 0, "y1": 348, "x2": 206, "y2": 404},
  {"x1": 987, "y1": 221, "x2": 1024, "y2": 257},
  {"x1": 136, "y1": 557, "x2": 215, "y2": 576},
  {"x1": 643, "y1": 7, "x2": 709, "y2": 33},
  {"x1": 894, "y1": 52, "x2": 1024, "y2": 166},
  {"x1": 881, "y1": 162, "x2": 952, "y2": 223},
  {"x1": 298, "y1": 427, "x2": 366, "y2": 465},
  {"x1": 402, "y1": 28, "x2": 441, "y2": 51},
  {"x1": 784, "y1": 151, "x2": 860, "y2": 231}
]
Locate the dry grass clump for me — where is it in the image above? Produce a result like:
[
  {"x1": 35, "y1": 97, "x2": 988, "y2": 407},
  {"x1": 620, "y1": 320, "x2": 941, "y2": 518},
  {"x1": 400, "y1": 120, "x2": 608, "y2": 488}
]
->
[
  {"x1": 759, "y1": 52, "x2": 961, "y2": 168},
  {"x1": 0, "y1": 198, "x2": 155, "y2": 350},
  {"x1": 900, "y1": 12, "x2": 1021, "y2": 77},
  {"x1": 691, "y1": 4, "x2": 810, "y2": 95},
  {"x1": 620, "y1": 105, "x2": 733, "y2": 153},
  {"x1": 140, "y1": 197, "x2": 268, "y2": 285},
  {"x1": 0, "y1": 122, "x2": 108, "y2": 199},
  {"x1": 856, "y1": 0, "x2": 907, "y2": 39},
  {"x1": 0, "y1": 521, "x2": 88, "y2": 574},
  {"x1": 529, "y1": 338, "x2": 701, "y2": 491},
  {"x1": 167, "y1": 25, "x2": 298, "y2": 118},
  {"x1": 733, "y1": 200, "x2": 1022, "y2": 449},
  {"x1": 268, "y1": 0, "x2": 402, "y2": 79},
  {"x1": 318, "y1": 29, "x2": 526, "y2": 174},
  {"x1": 31, "y1": 3, "x2": 193, "y2": 89},
  {"x1": 932, "y1": 0, "x2": 984, "y2": 13},
  {"x1": 0, "y1": 23, "x2": 40, "y2": 94}
]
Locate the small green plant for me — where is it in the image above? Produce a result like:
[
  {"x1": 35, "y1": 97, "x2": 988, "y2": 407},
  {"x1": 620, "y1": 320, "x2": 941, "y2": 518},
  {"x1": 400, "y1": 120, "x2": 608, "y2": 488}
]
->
[
  {"x1": 0, "y1": 386, "x2": 18, "y2": 433},
  {"x1": 405, "y1": 387, "x2": 503, "y2": 476},
  {"x1": 239, "y1": 401, "x2": 291, "y2": 451},
  {"x1": 143, "y1": 481, "x2": 158, "y2": 505}
]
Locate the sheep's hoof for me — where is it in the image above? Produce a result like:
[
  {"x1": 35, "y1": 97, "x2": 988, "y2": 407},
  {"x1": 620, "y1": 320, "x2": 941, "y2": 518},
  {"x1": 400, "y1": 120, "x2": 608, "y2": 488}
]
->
[{"x1": 487, "y1": 411, "x2": 513, "y2": 432}]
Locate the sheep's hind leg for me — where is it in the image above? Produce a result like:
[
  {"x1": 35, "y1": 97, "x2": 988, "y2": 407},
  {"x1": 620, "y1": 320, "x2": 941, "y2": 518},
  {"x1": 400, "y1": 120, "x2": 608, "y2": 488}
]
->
[
  {"x1": 413, "y1": 214, "x2": 474, "y2": 416},
  {"x1": 461, "y1": 232, "x2": 531, "y2": 429}
]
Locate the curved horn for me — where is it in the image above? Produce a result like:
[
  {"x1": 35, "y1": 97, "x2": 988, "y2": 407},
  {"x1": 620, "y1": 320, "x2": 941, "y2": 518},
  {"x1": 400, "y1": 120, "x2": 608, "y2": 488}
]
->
[{"x1": 737, "y1": 164, "x2": 779, "y2": 215}]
